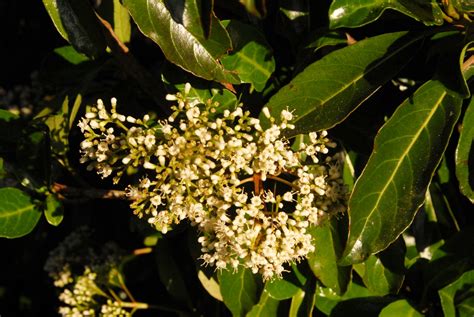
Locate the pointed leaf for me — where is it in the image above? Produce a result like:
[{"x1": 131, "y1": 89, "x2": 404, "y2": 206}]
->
[
  {"x1": 379, "y1": 300, "x2": 423, "y2": 317},
  {"x1": 456, "y1": 96, "x2": 474, "y2": 203},
  {"x1": 262, "y1": 31, "x2": 423, "y2": 135},
  {"x1": 197, "y1": 270, "x2": 223, "y2": 301},
  {"x1": 219, "y1": 267, "x2": 259, "y2": 317},
  {"x1": 246, "y1": 289, "x2": 278, "y2": 317},
  {"x1": 123, "y1": 0, "x2": 238, "y2": 84},
  {"x1": 329, "y1": 0, "x2": 444, "y2": 29},
  {"x1": 221, "y1": 20, "x2": 275, "y2": 92},
  {"x1": 307, "y1": 219, "x2": 350, "y2": 295},
  {"x1": 265, "y1": 270, "x2": 303, "y2": 300},
  {"x1": 42, "y1": 0, "x2": 106, "y2": 57},
  {"x1": 0, "y1": 187, "x2": 41, "y2": 238},
  {"x1": 340, "y1": 80, "x2": 463, "y2": 265}
]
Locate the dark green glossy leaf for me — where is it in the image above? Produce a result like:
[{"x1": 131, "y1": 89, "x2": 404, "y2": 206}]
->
[
  {"x1": 219, "y1": 267, "x2": 259, "y2": 317},
  {"x1": 439, "y1": 269, "x2": 474, "y2": 317},
  {"x1": 44, "y1": 193, "x2": 64, "y2": 226},
  {"x1": 262, "y1": 31, "x2": 423, "y2": 135},
  {"x1": 122, "y1": 0, "x2": 238, "y2": 84},
  {"x1": 456, "y1": 96, "x2": 474, "y2": 202},
  {"x1": 246, "y1": 289, "x2": 278, "y2": 317},
  {"x1": 42, "y1": 0, "x2": 106, "y2": 57},
  {"x1": 307, "y1": 219, "x2": 350, "y2": 295},
  {"x1": 0, "y1": 187, "x2": 41, "y2": 238},
  {"x1": 379, "y1": 300, "x2": 423, "y2": 316},
  {"x1": 353, "y1": 239, "x2": 405, "y2": 295},
  {"x1": 340, "y1": 80, "x2": 463, "y2": 265},
  {"x1": 329, "y1": 0, "x2": 444, "y2": 29},
  {"x1": 288, "y1": 276, "x2": 316, "y2": 317},
  {"x1": 221, "y1": 20, "x2": 275, "y2": 92}
]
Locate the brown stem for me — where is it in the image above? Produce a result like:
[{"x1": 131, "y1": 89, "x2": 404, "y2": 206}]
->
[
  {"x1": 96, "y1": 14, "x2": 171, "y2": 116},
  {"x1": 462, "y1": 54, "x2": 474, "y2": 72},
  {"x1": 51, "y1": 182, "x2": 133, "y2": 201}
]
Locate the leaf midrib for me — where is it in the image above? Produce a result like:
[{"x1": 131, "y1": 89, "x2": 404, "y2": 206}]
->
[
  {"x1": 353, "y1": 90, "x2": 447, "y2": 242},
  {"x1": 295, "y1": 34, "x2": 419, "y2": 122},
  {"x1": 0, "y1": 204, "x2": 35, "y2": 218}
]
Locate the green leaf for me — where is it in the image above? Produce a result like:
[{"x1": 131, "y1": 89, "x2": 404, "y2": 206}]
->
[
  {"x1": 262, "y1": 31, "x2": 423, "y2": 135},
  {"x1": 439, "y1": 270, "x2": 474, "y2": 317},
  {"x1": 122, "y1": 0, "x2": 238, "y2": 84},
  {"x1": 221, "y1": 20, "x2": 275, "y2": 92},
  {"x1": 44, "y1": 193, "x2": 64, "y2": 226},
  {"x1": 265, "y1": 271, "x2": 303, "y2": 300},
  {"x1": 219, "y1": 267, "x2": 259, "y2": 317},
  {"x1": 456, "y1": 96, "x2": 474, "y2": 203},
  {"x1": 379, "y1": 300, "x2": 423, "y2": 317},
  {"x1": 288, "y1": 274, "x2": 316, "y2": 317},
  {"x1": 331, "y1": 296, "x2": 396, "y2": 317},
  {"x1": 0, "y1": 187, "x2": 42, "y2": 238},
  {"x1": 197, "y1": 270, "x2": 223, "y2": 301},
  {"x1": 340, "y1": 80, "x2": 463, "y2": 265},
  {"x1": 96, "y1": 0, "x2": 132, "y2": 44},
  {"x1": 353, "y1": 239, "x2": 405, "y2": 295},
  {"x1": 305, "y1": 29, "x2": 347, "y2": 53},
  {"x1": 53, "y1": 46, "x2": 89, "y2": 65},
  {"x1": 307, "y1": 218, "x2": 350, "y2": 295},
  {"x1": 42, "y1": 0, "x2": 106, "y2": 58},
  {"x1": 246, "y1": 289, "x2": 279, "y2": 317},
  {"x1": 328, "y1": 0, "x2": 444, "y2": 29}
]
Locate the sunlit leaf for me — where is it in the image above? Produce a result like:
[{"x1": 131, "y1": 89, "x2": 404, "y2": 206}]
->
[
  {"x1": 122, "y1": 0, "x2": 238, "y2": 84},
  {"x1": 262, "y1": 31, "x2": 424, "y2": 135},
  {"x1": 379, "y1": 299, "x2": 423, "y2": 316},
  {"x1": 329, "y1": 0, "x2": 444, "y2": 29},
  {"x1": 0, "y1": 187, "x2": 41, "y2": 238},
  {"x1": 221, "y1": 20, "x2": 275, "y2": 92},
  {"x1": 44, "y1": 193, "x2": 64, "y2": 226},
  {"x1": 340, "y1": 80, "x2": 463, "y2": 265}
]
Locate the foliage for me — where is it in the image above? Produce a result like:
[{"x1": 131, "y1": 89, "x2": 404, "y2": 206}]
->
[{"x1": 1, "y1": 0, "x2": 473, "y2": 316}]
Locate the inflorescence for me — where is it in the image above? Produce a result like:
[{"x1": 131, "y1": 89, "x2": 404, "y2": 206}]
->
[{"x1": 78, "y1": 84, "x2": 346, "y2": 281}]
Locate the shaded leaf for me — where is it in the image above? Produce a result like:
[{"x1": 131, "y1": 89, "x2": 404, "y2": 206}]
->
[
  {"x1": 262, "y1": 31, "x2": 423, "y2": 135},
  {"x1": 379, "y1": 299, "x2": 423, "y2": 316},
  {"x1": 340, "y1": 80, "x2": 463, "y2": 265},
  {"x1": 439, "y1": 269, "x2": 474, "y2": 317},
  {"x1": 288, "y1": 274, "x2": 316, "y2": 317},
  {"x1": 329, "y1": 0, "x2": 444, "y2": 29},
  {"x1": 307, "y1": 218, "x2": 351, "y2": 295},
  {"x1": 219, "y1": 267, "x2": 259, "y2": 317},
  {"x1": 42, "y1": 0, "x2": 106, "y2": 57},
  {"x1": 305, "y1": 29, "x2": 347, "y2": 53},
  {"x1": 44, "y1": 193, "x2": 64, "y2": 226},
  {"x1": 246, "y1": 289, "x2": 278, "y2": 317},
  {"x1": 221, "y1": 20, "x2": 275, "y2": 92},
  {"x1": 331, "y1": 296, "x2": 396, "y2": 317},
  {"x1": 353, "y1": 238, "x2": 405, "y2": 295},
  {"x1": 456, "y1": 96, "x2": 474, "y2": 202},
  {"x1": 96, "y1": 0, "x2": 131, "y2": 44},
  {"x1": 0, "y1": 187, "x2": 41, "y2": 238},
  {"x1": 123, "y1": 0, "x2": 238, "y2": 83}
]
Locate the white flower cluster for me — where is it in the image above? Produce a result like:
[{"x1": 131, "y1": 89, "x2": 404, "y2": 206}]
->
[
  {"x1": 78, "y1": 85, "x2": 346, "y2": 280},
  {"x1": 45, "y1": 227, "x2": 137, "y2": 316}
]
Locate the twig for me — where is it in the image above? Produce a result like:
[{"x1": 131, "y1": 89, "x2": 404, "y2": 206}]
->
[
  {"x1": 96, "y1": 14, "x2": 171, "y2": 116},
  {"x1": 52, "y1": 182, "x2": 133, "y2": 201},
  {"x1": 462, "y1": 54, "x2": 474, "y2": 72}
]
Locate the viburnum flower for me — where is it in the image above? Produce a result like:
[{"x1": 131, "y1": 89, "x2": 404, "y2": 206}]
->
[{"x1": 78, "y1": 84, "x2": 347, "y2": 280}]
